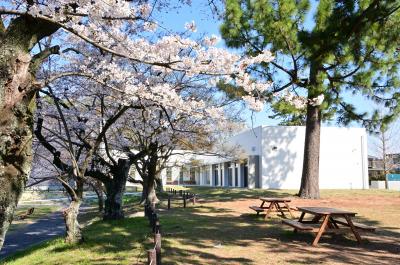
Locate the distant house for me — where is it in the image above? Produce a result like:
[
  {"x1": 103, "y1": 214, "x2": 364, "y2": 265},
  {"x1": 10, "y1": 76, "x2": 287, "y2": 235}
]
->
[
  {"x1": 368, "y1": 155, "x2": 384, "y2": 180},
  {"x1": 155, "y1": 126, "x2": 369, "y2": 190},
  {"x1": 368, "y1": 153, "x2": 400, "y2": 181}
]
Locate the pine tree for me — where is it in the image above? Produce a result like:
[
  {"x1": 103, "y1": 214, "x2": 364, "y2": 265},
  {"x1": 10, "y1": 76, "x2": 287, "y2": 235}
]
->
[{"x1": 221, "y1": 0, "x2": 400, "y2": 198}]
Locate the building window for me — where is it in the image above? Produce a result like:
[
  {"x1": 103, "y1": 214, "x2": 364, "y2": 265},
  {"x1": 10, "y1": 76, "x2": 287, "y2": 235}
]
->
[{"x1": 166, "y1": 168, "x2": 172, "y2": 183}]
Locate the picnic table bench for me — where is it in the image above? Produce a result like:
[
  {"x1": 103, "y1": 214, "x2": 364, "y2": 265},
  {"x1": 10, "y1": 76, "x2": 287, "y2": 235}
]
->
[
  {"x1": 250, "y1": 197, "x2": 295, "y2": 218},
  {"x1": 282, "y1": 207, "x2": 376, "y2": 246},
  {"x1": 15, "y1": 207, "x2": 35, "y2": 220}
]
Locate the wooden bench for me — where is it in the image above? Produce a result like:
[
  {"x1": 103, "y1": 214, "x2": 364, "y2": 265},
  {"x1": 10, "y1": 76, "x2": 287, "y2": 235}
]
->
[
  {"x1": 16, "y1": 207, "x2": 35, "y2": 220},
  {"x1": 333, "y1": 219, "x2": 376, "y2": 232},
  {"x1": 249, "y1": 206, "x2": 267, "y2": 215},
  {"x1": 282, "y1": 219, "x2": 316, "y2": 231}
]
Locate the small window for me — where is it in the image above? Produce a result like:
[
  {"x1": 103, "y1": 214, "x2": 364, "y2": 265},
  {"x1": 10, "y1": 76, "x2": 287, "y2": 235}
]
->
[{"x1": 166, "y1": 168, "x2": 172, "y2": 182}]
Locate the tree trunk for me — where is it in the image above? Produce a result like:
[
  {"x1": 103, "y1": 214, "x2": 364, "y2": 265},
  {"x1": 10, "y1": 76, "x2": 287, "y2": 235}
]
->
[
  {"x1": 155, "y1": 172, "x2": 164, "y2": 193},
  {"x1": 381, "y1": 130, "x2": 389, "y2": 189},
  {"x1": 93, "y1": 182, "x2": 104, "y2": 213},
  {"x1": 141, "y1": 179, "x2": 159, "y2": 205},
  {"x1": 140, "y1": 152, "x2": 160, "y2": 206},
  {"x1": 103, "y1": 159, "x2": 130, "y2": 220},
  {"x1": 0, "y1": 17, "x2": 59, "y2": 250},
  {"x1": 0, "y1": 46, "x2": 36, "y2": 252},
  {"x1": 63, "y1": 200, "x2": 83, "y2": 244},
  {"x1": 299, "y1": 103, "x2": 321, "y2": 199}
]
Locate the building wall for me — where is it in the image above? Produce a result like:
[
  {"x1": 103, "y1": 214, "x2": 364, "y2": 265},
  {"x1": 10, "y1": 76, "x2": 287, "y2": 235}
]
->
[
  {"x1": 260, "y1": 126, "x2": 368, "y2": 189},
  {"x1": 159, "y1": 126, "x2": 368, "y2": 190}
]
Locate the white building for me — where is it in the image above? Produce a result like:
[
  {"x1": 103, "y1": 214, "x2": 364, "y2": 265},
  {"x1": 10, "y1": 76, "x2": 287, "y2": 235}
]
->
[{"x1": 160, "y1": 126, "x2": 369, "y2": 190}]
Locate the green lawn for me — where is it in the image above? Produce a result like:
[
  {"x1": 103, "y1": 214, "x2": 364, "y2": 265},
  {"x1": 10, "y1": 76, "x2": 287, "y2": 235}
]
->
[{"x1": 3, "y1": 188, "x2": 400, "y2": 265}]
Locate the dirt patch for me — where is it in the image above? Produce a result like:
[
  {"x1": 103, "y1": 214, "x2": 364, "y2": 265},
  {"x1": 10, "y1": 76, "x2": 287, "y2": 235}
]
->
[{"x1": 162, "y1": 191, "x2": 400, "y2": 265}]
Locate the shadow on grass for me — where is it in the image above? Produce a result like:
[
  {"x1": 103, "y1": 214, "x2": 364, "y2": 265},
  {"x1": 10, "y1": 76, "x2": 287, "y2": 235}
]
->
[
  {"x1": 4, "y1": 190, "x2": 400, "y2": 265},
  {"x1": 156, "y1": 201, "x2": 400, "y2": 265}
]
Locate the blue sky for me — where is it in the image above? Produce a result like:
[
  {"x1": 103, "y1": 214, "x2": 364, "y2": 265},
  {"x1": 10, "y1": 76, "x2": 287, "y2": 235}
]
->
[
  {"x1": 153, "y1": 1, "x2": 400, "y2": 156},
  {"x1": 155, "y1": 1, "x2": 377, "y2": 128}
]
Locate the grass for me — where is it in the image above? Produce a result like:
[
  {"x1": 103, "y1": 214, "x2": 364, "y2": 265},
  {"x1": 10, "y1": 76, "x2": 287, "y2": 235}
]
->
[
  {"x1": 3, "y1": 188, "x2": 400, "y2": 265},
  {"x1": 3, "y1": 218, "x2": 152, "y2": 265}
]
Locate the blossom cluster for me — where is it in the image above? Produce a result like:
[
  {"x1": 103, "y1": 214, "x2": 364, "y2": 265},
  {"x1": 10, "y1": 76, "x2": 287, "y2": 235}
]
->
[
  {"x1": 0, "y1": 0, "x2": 279, "y2": 111},
  {"x1": 283, "y1": 92, "x2": 325, "y2": 109}
]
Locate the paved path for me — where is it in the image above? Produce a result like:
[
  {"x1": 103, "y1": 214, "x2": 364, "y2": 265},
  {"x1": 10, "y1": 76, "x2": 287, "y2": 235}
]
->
[
  {"x1": 0, "y1": 192, "x2": 141, "y2": 259},
  {"x1": 0, "y1": 211, "x2": 65, "y2": 259}
]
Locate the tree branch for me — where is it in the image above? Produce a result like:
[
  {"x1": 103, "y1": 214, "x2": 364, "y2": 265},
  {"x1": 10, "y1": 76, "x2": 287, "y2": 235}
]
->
[{"x1": 30, "y1": 45, "x2": 60, "y2": 73}]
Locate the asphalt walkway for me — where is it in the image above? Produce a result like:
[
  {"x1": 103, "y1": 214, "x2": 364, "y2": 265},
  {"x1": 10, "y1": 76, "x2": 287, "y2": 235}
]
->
[
  {"x1": 0, "y1": 192, "x2": 141, "y2": 260},
  {"x1": 0, "y1": 211, "x2": 65, "y2": 259}
]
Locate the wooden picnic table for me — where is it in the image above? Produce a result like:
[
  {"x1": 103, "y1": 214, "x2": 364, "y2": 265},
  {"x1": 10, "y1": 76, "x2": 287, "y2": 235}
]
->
[
  {"x1": 249, "y1": 197, "x2": 295, "y2": 219},
  {"x1": 282, "y1": 207, "x2": 375, "y2": 246}
]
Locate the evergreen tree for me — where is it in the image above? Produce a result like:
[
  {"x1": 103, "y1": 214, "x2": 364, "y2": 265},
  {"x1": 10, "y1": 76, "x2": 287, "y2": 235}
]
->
[{"x1": 221, "y1": 0, "x2": 400, "y2": 198}]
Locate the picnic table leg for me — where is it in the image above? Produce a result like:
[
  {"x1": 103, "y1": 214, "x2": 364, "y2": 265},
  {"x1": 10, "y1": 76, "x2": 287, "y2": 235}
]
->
[
  {"x1": 344, "y1": 215, "x2": 362, "y2": 243},
  {"x1": 275, "y1": 202, "x2": 286, "y2": 218},
  {"x1": 312, "y1": 214, "x2": 330, "y2": 247},
  {"x1": 298, "y1": 212, "x2": 305, "y2": 222},
  {"x1": 329, "y1": 217, "x2": 339, "y2": 229},
  {"x1": 256, "y1": 201, "x2": 266, "y2": 216},
  {"x1": 284, "y1": 202, "x2": 295, "y2": 218},
  {"x1": 311, "y1": 215, "x2": 322, "y2": 223},
  {"x1": 264, "y1": 202, "x2": 275, "y2": 219},
  {"x1": 294, "y1": 212, "x2": 306, "y2": 233}
]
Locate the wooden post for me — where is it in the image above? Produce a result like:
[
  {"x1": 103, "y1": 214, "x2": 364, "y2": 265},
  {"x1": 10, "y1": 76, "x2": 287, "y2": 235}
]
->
[
  {"x1": 151, "y1": 213, "x2": 158, "y2": 231},
  {"x1": 153, "y1": 214, "x2": 159, "y2": 233},
  {"x1": 167, "y1": 196, "x2": 171, "y2": 210},
  {"x1": 154, "y1": 220, "x2": 161, "y2": 234},
  {"x1": 147, "y1": 249, "x2": 156, "y2": 265},
  {"x1": 192, "y1": 194, "x2": 196, "y2": 205},
  {"x1": 155, "y1": 233, "x2": 161, "y2": 265},
  {"x1": 183, "y1": 194, "x2": 186, "y2": 208}
]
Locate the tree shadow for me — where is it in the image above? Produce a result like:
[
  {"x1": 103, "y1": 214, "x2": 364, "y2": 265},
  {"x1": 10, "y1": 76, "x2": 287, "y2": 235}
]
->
[
  {"x1": 157, "y1": 202, "x2": 400, "y2": 264},
  {"x1": 4, "y1": 192, "x2": 400, "y2": 264}
]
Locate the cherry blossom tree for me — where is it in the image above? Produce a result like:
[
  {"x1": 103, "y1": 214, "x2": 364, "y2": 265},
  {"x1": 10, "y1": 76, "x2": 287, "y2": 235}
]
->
[
  {"x1": 0, "y1": 0, "x2": 275, "y2": 249},
  {"x1": 34, "y1": 82, "x2": 134, "y2": 242}
]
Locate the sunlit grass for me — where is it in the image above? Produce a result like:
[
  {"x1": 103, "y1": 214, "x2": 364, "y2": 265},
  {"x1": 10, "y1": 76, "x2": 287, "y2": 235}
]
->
[{"x1": 4, "y1": 187, "x2": 400, "y2": 265}]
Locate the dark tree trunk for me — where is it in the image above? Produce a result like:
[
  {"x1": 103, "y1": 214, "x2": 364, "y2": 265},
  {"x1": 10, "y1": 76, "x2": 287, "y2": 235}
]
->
[
  {"x1": 299, "y1": 103, "x2": 321, "y2": 199},
  {"x1": 0, "y1": 17, "x2": 59, "y2": 250},
  {"x1": 92, "y1": 180, "x2": 104, "y2": 213},
  {"x1": 141, "y1": 177, "x2": 159, "y2": 205},
  {"x1": 63, "y1": 200, "x2": 83, "y2": 244},
  {"x1": 103, "y1": 159, "x2": 131, "y2": 220},
  {"x1": 140, "y1": 151, "x2": 159, "y2": 206},
  {"x1": 155, "y1": 172, "x2": 164, "y2": 193}
]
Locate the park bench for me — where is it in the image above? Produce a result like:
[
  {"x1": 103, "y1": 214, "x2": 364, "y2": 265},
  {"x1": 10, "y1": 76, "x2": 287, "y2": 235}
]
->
[
  {"x1": 332, "y1": 218, "x2": 376, "y2": 232},
  {"x1": 249, "y1": 205, "x2": 267, "y2": 215},
  {"x1": 16, "y1": 207, "x2": 35, "y2": 220},
  {"x1": 250, "y1": 197, "x2": 295, "y2": 218},
  {"x1": 165, "y1": 188, "x2": 196, "y2": 209},
  {"x1": 282, "y1": 207, "x2": 376, "y2": 246},
  {"x1": 282, "y1": 219, "x2": 316, "y2": 231}
]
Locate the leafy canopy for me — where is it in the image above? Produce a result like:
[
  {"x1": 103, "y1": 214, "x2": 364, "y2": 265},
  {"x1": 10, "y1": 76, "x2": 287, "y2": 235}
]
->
[{"x1": 220, "y1": 0, "x2": 400, "y2": 129}]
